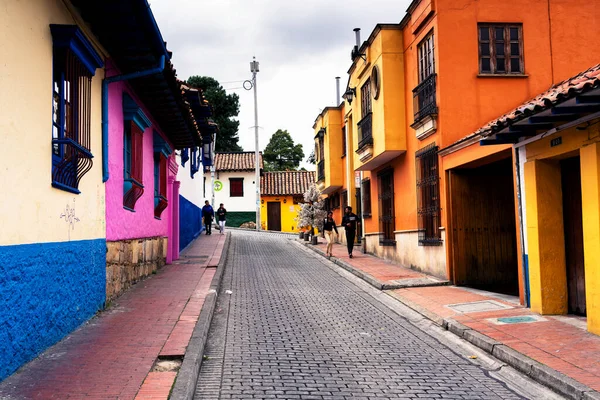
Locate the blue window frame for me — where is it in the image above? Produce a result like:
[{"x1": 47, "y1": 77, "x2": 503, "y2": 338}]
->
[
  {"x1": 153, "y1": 131, "x2": 172, "y2": 219},
  {"x1": 122, "y1": 93, "x2": 151, "y2": 211},
  {"x1": 181, "y1": 148, "x2": 189, "y2": 167},
  {"x1": 50, "y1": 25, "x2": 103, "y2": 194},
  {"x1": 190, "y1": 147, "x2": 200, "y2": 178}
]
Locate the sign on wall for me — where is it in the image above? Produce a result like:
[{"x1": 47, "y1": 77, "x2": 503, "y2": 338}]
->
[{"x1": 214, "y1": 181, "x2": 223, "y2": 191}]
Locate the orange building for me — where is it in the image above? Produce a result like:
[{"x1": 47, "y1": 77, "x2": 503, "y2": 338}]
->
[{"x1": 314, "y1": 0, "x2": 600, "y2": 304}]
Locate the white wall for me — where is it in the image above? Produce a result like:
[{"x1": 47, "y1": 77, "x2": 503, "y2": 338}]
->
[
  {"x1": 204, "y1": 170, "x2": 256, "y2": 211},
  {"x1": 176, "y1": 152, "x2": 205, "y2": 206}
]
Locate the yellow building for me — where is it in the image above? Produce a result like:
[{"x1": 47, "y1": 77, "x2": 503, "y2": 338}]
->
[
  {"x1": 260, "y1": 171, "x2": 315, "y2": 232},
  {"x1": 478, "y1": 64, "x2": 600, "y2": 335}
]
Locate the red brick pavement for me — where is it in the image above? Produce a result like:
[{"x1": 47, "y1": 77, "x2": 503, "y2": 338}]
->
[
  {"x1": 391, "y1": 286, "x2": 600, "y2": 391},
  {"x1": 0, "y1": 234, "x2": 225, "y2": 400}
]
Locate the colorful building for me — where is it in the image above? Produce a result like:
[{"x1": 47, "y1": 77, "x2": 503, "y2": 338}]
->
[
  {"x1": 313, "y1": 0, "x2": 600, "y2": 317},
  {"x1": 261, "y1": 171, "x2": 315, "y2": 232},
  {"x1": 0, "y1": 0, "x2": 213, "y2": 380},
  {"x1": 204, "y1": 152, "x2": 263, "y2": 227},
  {"x1": 473, "y1": 65, "x2": 600, "y2": 334}
]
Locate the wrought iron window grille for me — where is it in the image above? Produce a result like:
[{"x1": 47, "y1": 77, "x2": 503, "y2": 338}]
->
[
  {"x1": 50, "y1": 25, "x2": 103, "y2": 194},
  {"x1": 412, "y1": 73, "x2": 438, "y2": 124},
  {"x1": 357, "y1": 112, "x2": 373, "y2": 151},
  {"x1": 416, "y1": 143, "x2": 442, "y2": 246}
]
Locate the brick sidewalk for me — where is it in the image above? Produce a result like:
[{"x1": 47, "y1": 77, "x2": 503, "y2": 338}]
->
[
  {"x1": 309, "y1": 239, "x2": 600, "y2": 396},
  {"x1": 0, "y1": 234, "x2": 226, "y2": 400}
]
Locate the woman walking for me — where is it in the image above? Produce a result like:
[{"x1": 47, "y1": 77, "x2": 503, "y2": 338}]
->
[{"x1": 323, "y1": 211, "x2": 339, "y2": 257}]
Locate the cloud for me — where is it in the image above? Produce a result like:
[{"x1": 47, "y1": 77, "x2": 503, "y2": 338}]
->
[{"x1": 150, "y1": 0, "x2": 412, "y2": 167}]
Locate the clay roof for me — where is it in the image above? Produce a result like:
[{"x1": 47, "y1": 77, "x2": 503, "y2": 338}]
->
[
  {"x1": 261, "y1": 171, "x2": 315, "y2": 196},
  {"x1": 214, "y1": 152, "x2": 263, "y2": 172},
  {"x1": 477, "y1": 63, "x2": 600, "y2": 138},
  {"x1": 441, "y1": 63, "x2": 600, "y2": 152}
]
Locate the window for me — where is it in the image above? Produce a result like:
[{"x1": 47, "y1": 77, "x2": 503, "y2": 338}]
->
[
  {"x1": 416, "y1": 143, "x2": 442, "y2": 245},
  {"x1": 203, "y1": 176, "x2": 206, "y2": 198},
  {"x1": 341, "y1": 190, "x2": 348, "y2": 211},
  {"x1": 418, "y1": 32, "x2": 435, "y2": 82},
  {"x1": 153, "y1": 131, "x2": 172, "y2": 219},
  {"x1": 331, "y1": 193, "x2": 340, "y2": 209},
  {"x1": 362, "y1": 179, "x2": 371, "y2": 217},
  {"x1": 479, "y1": 24, "x2": 523, "y2": 74},
  {"x1": 360, "y1": 79, "x2": 372, "y2": 118},
  {"x1": 123, "y1": 122, "x2": 144, "y2": 210},
  {"x1": 378, "y1": 169, "x2": 395, "y2": 245},
  {"x1": 122, "y1": 93, "x2": 151, "y2": 211},
  {"x1": 50, "y1": 25, "x2": 103, "y2": 194},
  {"x1": 230, "y1": 178, "x2": 244, "y2": 197},
  {"x1": 341, "y1": 126, "x2": 347, "y2": 157},
  {"x1": 190, "y1": 147, "x2": 199, "y2": 178},
  {"x1": 293, "y1": 195, "x2": 304, "y2": 204}
]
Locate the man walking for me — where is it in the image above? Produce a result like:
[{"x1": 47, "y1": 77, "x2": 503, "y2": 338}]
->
[
  {"x1": 341, "y1": 206, "x2": 359, "y2": 258},
  {"x1": 216, "y1": 203, "x2": 227, "y2": 234},
  {"x1": 202, "y1": 200, "x2": 214, "y2": 235}
]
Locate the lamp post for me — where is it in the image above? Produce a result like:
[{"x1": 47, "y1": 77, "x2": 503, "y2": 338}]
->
[{"x1": 250, "y1": 57, "x2": 260, "y2": 231}]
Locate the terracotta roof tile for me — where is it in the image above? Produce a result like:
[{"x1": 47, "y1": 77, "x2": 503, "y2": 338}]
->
[
  {"x1": 261, "y1": 171, "x2": 315, "y2": 196},
  {"x1": 476, "y1": 63, "x2": 600, "y2": 138},
  {"x1": 214, "y1": 152, "x2": 263, "y2": 171}
]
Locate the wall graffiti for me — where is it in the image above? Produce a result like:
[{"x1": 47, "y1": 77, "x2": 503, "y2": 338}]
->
[{"x1": 60, "y1": 198, "x2": 80, "y2": 241}]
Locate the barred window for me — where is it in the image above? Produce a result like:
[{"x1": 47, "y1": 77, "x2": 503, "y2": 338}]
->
[
  {"x1": 416, "y1": 144, "x2": 442, "y2": 245},
  {"x1": 341, "y1": 190, "x2": 348, "y2": 211},
  {"x1": 123, "y1": 122, "x2": 144, "y2": 210},
  {"x1": 50, "y1": 25, "x2": 103, "y2": 194},
  {"x1": 362, "y1": 179, "x2": 371, "y2": 217},
  {"x1": 378, "y1": 169, "x2": 395, "y2": 245},
  {"x1": 341, "y1": 126, "x2": 347, "y2": 157},
  {"x1": 331, "y1": 192, "x2": 340, "y2": 209}
]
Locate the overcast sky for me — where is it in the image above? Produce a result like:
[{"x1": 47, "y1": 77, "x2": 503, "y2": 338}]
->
[{"x1": 150, "y1": 0, "x2": 412, "y2": 169}]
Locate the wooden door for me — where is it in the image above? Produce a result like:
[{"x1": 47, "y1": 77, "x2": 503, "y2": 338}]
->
[
  {"x1": 267, "y1": 202, "x2": 282, "y2": 231},
  {"x1": 449, "y1": 159, "x2": 518, "y2": 294},
  {"x1": 561, "y1": 157, "x2": 586, "y2": 316}
]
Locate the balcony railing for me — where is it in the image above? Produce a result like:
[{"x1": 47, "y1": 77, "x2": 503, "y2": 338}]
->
[
  {"x1": 413, "y1": 73, "x2": 438, "y2": 123},
  {"x1": 357, "y1": 112, "x2": 373, "y2": 150},
  {"x1": 317, "y1": 160, "x2": 325, "y2": 182}
]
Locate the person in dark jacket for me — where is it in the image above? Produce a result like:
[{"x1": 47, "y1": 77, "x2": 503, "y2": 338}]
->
[
  {"x1": 341, "y1": 206, "x2": 359, "y2": 258},
  {"x1": 202, "y1": 200, "x2": 214, "y2": 235},
  {"x1": 323, "y1": 211, "x2": 339, "y2": 257},
  {"x1": 216, "y1": 203, "x2": 227, "y2": 234}
]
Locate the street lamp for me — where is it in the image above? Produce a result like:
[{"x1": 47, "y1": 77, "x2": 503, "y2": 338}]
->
[
  {"x1": 245, "y1": 57, "x2": 261, "y2": 231},
  {"x1": 343, "y1": 87, "x2": 356, "y2": 105}
]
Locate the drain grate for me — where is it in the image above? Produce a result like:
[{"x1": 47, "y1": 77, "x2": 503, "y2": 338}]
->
[
  {"x1": 487, "y1": 315, "x2": 547, "y2": 325},
  {"x1": 446, "y1": 300, "x2": 513, "y2": 313}
]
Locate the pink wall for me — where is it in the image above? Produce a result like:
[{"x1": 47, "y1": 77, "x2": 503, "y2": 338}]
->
[{"x1": 105, "y1": 80, "x2": 175, "y2": 242}]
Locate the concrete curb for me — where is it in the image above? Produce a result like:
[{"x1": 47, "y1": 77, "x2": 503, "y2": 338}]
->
[
  {"x1": 389, "y1": 293, "x2": 600, "y2": 400},
  {"x1": 300, "y1": 239, "x2": 600, "y2": 400},
  {"x1": 299, "y1": 240, "x2": 449, "y2": 290},
  {"x1": 170, "y1": 233, "x2": 231, "y2": 400}
]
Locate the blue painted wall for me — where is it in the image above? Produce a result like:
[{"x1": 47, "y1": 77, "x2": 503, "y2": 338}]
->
[
  {"x1": 0, "y1": 239, "x2": 106, "y2": 381},
  {"x1": 179, "y1": 194, "x2": 202, "y2": 251}
]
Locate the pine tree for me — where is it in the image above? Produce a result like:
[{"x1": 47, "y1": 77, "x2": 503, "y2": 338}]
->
[{"x1": 297, "y1": 184, "x2": 327, "y2": 235}]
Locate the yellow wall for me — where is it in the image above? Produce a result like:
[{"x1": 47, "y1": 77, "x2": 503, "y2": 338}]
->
[
  {"x1": 314, "y1": 108, "x2": 344, "y2": 191},
  {"x1": 350, "y1": 27, "x2": 406, "y2": 171},
  {"x1": 524, "y1": 123, "x2": 600, "y2": 334},
  {"x1": 260, "y1": 196, "x2": 301, "y2": 233},
  {"x1": 0, "y1": 0, "x2": 106, "y2": 245}
]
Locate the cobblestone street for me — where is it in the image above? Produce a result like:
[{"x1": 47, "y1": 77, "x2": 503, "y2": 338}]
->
[{"x1": 194, "y1": 232, "x2": 562, "y2": 399}]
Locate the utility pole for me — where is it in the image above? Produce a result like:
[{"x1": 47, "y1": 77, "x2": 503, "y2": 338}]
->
[{"x1": 250, "y1": 57, "x2": 260, "y2": 231}]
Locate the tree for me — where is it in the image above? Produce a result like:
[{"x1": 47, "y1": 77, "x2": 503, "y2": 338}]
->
[
  {"x1": 187, "y1": 76, "x2": 243, "y2": 152},
  {"x1": 263, "y1": 129, "x2": 304, "y2": 171},
  {"x1": 297, "y1": 184, "x2": 327, "y2": 235}
]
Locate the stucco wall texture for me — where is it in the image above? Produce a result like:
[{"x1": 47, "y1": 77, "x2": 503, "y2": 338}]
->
[
  {"x1": 105, "y1": 81, "x2": 172, "y2": 241},
  {"x1": 0, "y1": 239, "x2": 106, "y2": 381}
]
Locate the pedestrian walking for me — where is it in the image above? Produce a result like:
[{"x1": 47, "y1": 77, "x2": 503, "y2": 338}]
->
[
  {"x1": 341, "y1": 206, "x2": 359, "y2": 258},
  {"x1": 202, "y1": 200, "x2": 214, "y2": 235},
  {"x1": 322, "y1": 211, "x2": 338, "y2": 257},
  {"x1": 216, "y1": 203, "x2": 227, "y2": 234}
]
